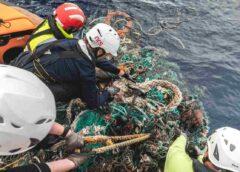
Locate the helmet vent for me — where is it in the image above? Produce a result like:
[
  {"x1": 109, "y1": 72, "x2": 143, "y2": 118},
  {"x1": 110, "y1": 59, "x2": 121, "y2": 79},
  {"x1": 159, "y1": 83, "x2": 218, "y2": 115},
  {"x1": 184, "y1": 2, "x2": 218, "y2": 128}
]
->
[
  {"x1": 46, "y1": 119, "x2": 53, "y2": 123},
  {"x1": 232, "y1": 164, "x2": 239, "y2": 168},
  {"x1": 224, "y1": 139, "x2": 228, "y2": 145},
  {"x1": 11, "y1": 123, "x2": 21, "y2": 128},
  {"x1": 0, "y1": 116, "x2": 4, "y2": 123},
  {"x1": 35, "y1": 118, "x2": 47, "y2": 125},
  {"x1": 89, "y1": 36, "x2": 93, "y2": 42},
  {"x1": 213, "y1": 145, "x2": 219, "y2": 161},
  {"x1": 9, "y1": 148, "x2": 21, "y2": 153},
  {"x1": 230, "y1": 144, "x2": 236, "y2": 152},
  {"x1": 97, "y1": 29, "x2": 102, "y2": 37}
]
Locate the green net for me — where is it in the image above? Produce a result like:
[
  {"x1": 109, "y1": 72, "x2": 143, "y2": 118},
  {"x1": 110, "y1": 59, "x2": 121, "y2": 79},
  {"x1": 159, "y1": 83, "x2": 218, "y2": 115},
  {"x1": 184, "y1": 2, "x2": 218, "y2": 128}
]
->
[
  {"x1": 68, "y1": 44, "x2": 208, "y2": 171},
  {"x1": 0, "y1": 11, "x2": 209, "y2": 172}
]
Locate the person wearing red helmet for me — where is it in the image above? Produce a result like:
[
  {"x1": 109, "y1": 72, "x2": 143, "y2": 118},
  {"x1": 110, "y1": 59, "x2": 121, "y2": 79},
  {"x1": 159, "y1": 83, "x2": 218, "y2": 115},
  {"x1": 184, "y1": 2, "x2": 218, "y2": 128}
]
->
[
  {"x1": 24, "y1": 3, "x2": 86, "y2": 53},
  {"x1": 54, "y1": 2, "x2": 85, "y2": 33}
]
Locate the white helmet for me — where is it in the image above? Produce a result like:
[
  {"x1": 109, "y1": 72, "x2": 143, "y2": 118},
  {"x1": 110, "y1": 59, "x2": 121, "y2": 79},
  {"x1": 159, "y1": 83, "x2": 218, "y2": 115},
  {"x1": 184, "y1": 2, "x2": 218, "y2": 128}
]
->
[
  {"x1": 208, "y1": 127, "x2": 240, "y2": 172},
  {"x1": 0, "y1": 65, "x2": 56, "y2": 155},
  {"x1": 86, "y1": 23, "x2": 120, "y2": 57}
]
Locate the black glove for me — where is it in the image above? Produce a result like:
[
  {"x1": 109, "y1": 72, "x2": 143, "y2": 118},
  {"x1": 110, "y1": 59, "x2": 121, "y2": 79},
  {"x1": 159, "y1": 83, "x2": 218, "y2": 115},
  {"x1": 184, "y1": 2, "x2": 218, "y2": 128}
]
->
[
  {"x1": 107, "y1": 87, "x2": 120, "y2": 97},
  {"x1": 122, "y1": 73, "x2": 136, "y2": 83},
  {"x1": 65, "y1": 132, "x2": 84, "y2": 152},
  {"x1": 67, "y1": 154, "x2": 88, "y2": 168}
]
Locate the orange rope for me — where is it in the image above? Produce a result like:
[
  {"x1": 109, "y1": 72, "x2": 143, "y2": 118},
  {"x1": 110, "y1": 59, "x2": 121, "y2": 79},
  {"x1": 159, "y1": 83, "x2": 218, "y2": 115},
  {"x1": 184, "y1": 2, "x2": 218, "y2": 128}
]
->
[{"x1": 104, "y1": 10, "x2": 133, "y2": 38}]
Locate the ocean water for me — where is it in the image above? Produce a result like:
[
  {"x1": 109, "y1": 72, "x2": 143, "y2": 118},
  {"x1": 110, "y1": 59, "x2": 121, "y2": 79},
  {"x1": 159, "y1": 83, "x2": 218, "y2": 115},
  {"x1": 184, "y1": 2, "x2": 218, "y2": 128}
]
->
[{"x1": 6, "y1": 0, "x2": 240, "y2": 130}]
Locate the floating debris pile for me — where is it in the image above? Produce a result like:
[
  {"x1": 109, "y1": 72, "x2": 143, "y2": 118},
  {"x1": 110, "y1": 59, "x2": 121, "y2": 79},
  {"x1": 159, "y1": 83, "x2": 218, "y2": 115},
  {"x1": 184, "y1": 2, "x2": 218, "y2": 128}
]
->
[
  {"x1": 0, "y1": 7, "x2": 209, "y2": 172},
  {"x1": 69, "y1": 45, "x2": 209, "y2": 171}
]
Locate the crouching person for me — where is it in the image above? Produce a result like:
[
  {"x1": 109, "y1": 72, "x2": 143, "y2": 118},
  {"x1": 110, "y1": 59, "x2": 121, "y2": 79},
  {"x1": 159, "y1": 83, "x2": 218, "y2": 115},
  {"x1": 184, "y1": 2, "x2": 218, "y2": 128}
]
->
[
  {"x1": 0, "y1": 65, "x2": 87, "y2": 172},
  {"x1": 164, "y1": 127, "x2": 240, "y2": 172},
  {"x1": 11, "y1": 23, "x2": 125, "y2": 109}
]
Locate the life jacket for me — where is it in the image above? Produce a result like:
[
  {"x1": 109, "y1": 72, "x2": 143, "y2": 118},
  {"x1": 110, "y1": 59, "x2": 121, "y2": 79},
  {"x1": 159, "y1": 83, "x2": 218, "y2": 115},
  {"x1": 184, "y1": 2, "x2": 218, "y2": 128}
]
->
[
  {"x1": 24, "y1": 15, "x2": 73, "y2": 52},
  {"x1": 14, "y1": 39, "x2": 94, "y2": 83}
]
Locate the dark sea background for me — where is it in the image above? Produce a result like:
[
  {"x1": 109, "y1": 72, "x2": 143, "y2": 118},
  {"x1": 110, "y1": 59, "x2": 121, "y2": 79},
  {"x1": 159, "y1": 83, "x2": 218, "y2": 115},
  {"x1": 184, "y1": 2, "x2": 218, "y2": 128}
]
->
[{"x1": 6, "y1": 0, "x2": 240, "y2": 131}]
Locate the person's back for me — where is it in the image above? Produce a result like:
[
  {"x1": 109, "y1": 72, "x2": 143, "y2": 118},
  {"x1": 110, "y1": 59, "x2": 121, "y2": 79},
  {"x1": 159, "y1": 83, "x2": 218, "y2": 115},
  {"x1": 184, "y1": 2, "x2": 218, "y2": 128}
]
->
[
  {"x1": 25, "y1": 3, "x2": 85, "y2": 52},
  {"x1": 164, "y1": 135, "x2": 196, "y2": 172},
  {"x1": 164, "y1": 128, "x2": 240, "y2": 172},
  {"x1": 12, "y1": 39, "x2": 98, "y2": 103},
  {"x1": 164, "y1": 134, "x2": 211, "y2": 172}
]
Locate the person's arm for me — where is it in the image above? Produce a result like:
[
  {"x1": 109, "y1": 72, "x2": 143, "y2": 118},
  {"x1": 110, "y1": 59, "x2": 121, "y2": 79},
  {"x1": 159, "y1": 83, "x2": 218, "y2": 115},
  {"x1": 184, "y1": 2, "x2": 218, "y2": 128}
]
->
[
  {"x1": 6, "y1": 163, "x2": 51, "y2": 172},
  {"x1": 95, "y1": 59, "x2": 120, "y2": 75},
  {"x1": 77, "y1": 66, "x2": 111, "y2": 109},
  {"x1": 80, "y1": 78, "x2": 111, "y2": 109},
  {"x1": 47, "y1": 155, "x2": 88, "y2": 172},
  {"x1": 46, "y1": 159, "x2": 75, "y2": 172},
  {"x1": 48, "y1": 122, "x2": 84, "y2": 152},
  {"x1": 6, "y1": 158, "x2": 85, "y2": 172}
]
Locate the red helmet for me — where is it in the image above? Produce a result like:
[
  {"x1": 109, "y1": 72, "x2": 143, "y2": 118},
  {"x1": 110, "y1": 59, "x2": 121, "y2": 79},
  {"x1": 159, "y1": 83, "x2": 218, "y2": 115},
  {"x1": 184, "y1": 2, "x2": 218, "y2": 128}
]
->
[{"x1": 54, "y1": 3, "x2": 86, "y2": 33}]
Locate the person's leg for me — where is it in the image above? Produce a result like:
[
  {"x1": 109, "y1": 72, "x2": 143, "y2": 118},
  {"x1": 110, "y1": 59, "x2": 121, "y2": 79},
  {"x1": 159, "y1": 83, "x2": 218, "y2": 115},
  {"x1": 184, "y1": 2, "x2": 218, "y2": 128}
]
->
[
  {"x1": 6, "y1": 163, "x2": 51, "y2": 172},
  {"x1": 96, "y1": 67, "x2": 113, "y2": 82}
]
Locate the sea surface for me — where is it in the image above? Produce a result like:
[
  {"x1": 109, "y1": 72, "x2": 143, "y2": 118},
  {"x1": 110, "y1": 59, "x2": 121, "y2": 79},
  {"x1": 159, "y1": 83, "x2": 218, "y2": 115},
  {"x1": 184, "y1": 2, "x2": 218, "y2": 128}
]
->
[{"x1": 6, "y1": 0, "x2": 240, "y2": 130}]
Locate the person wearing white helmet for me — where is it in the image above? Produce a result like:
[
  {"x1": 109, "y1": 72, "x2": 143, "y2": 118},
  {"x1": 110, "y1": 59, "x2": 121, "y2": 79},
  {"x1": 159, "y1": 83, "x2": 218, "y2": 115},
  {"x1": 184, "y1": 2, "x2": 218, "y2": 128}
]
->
[
  {"x1": 164, "y1": 127, "x2": 240, "y2": 172},
  {"x1": 11, "y1": 23, "x2": 126, "y2": 109},
  {"x1": 0, "y1": 65, "x2": 87, "y2": 172}
]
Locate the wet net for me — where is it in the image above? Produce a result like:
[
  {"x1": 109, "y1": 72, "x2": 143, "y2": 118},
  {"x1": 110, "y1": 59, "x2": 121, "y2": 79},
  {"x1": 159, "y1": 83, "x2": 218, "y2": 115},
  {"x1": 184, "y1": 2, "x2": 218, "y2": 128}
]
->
[{"x1": 0, "y1": 10, "x2": 209, "y2": 172}]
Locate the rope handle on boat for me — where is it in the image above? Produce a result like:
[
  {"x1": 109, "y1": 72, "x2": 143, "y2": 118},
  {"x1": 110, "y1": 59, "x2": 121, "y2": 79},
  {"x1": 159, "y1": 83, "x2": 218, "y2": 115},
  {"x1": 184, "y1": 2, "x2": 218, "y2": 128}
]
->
[{"x1": 0, "y1": 18, "x2": 11, "y2": 28}]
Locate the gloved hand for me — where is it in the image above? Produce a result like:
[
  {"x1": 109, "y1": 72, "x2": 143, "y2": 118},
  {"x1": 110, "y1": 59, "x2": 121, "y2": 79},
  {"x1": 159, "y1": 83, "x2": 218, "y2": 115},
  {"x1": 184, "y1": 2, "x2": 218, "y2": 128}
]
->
[
  {"x1": 67, "y1": 154, "x2": 88, "y2": 168},
  {"x1": 65, "y1": 132, "x2": 84, "y2": 152},
  {"x1": 122, "y1": 73, "x2": 136, "y2": 83},
  {"x1": 186, "y1": 142, "x2": 202, "y2": 159},
  {"x1": 107, "y1": 87, "x2": 120, "y2": 97},
  {"x1": 118, "y1": 69, "x2": 125, "y2": 76},
  {"x1": 118, "y1": 65, "x2": 127, "y2": 76},
  {"x1": 122, "y1": 73, "x2": 129, "y2": 78}
]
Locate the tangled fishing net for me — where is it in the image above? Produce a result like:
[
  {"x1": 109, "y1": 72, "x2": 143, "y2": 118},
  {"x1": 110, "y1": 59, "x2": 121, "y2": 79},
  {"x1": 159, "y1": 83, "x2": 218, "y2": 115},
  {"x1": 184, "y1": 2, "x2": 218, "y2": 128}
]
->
[{"x1": 0, "y1": 10, "x2": 209, "y2": 172}]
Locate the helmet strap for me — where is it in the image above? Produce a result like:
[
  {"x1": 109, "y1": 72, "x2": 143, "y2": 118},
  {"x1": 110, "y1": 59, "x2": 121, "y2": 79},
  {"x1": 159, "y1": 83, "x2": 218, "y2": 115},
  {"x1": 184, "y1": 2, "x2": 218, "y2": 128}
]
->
[
  {"x1": 94, "y1": 48, "x2": 106, "y2": 58},
  {"x1": 85, "y1": 38, "x2": 106, "y2": 58},
  {"x1": 65, "y1": 27, "x2": 79, "y2": 34},
  {"x1": 48, "y1": 15, "x2": 66, "y2": 39}
]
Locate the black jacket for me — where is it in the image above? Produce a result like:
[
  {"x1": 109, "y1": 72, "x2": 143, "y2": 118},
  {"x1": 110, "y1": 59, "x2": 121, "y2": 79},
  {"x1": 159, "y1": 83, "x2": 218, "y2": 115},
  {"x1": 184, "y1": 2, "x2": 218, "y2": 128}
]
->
[{"x1": 11, "y1": 39, "x2": 119, "y2": 109}]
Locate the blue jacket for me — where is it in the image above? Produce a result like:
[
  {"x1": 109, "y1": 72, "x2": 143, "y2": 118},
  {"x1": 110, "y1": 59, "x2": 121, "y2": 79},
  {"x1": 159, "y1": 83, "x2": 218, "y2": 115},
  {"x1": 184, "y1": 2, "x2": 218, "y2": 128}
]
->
[{"x1": 11, "y1": 39, "x2": 120, "y2": 109}]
